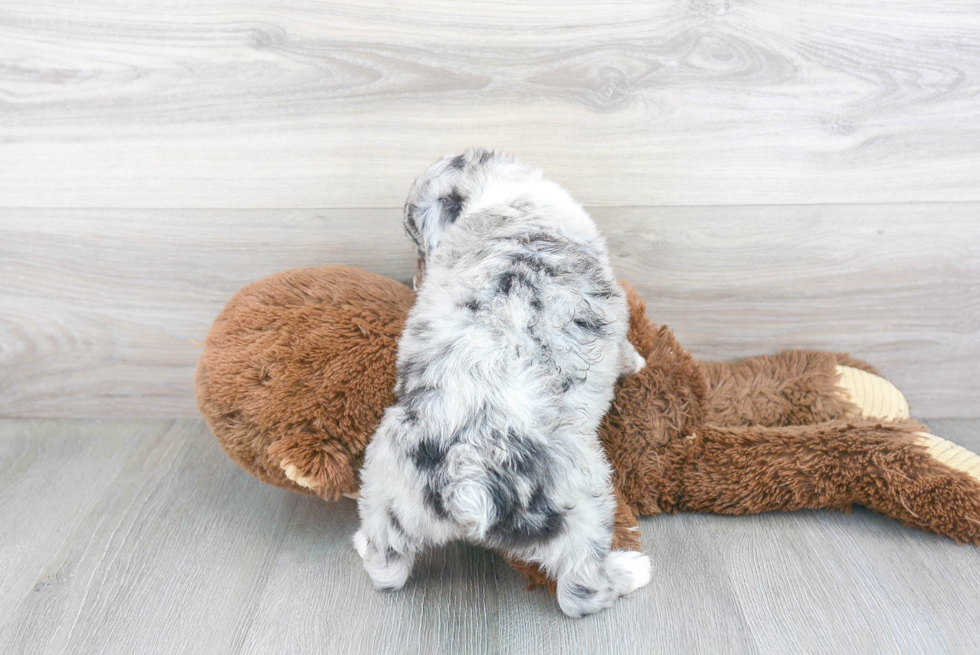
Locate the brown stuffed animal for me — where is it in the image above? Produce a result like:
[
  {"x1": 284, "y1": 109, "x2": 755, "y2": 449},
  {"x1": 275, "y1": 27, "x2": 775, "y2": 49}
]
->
[{"x1": 196, "y1": 265, "x2": 980, "y2": 592}]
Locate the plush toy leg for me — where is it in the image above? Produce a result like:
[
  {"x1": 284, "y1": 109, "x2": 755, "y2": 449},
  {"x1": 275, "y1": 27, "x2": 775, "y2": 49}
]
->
[
  {"x1": 916, "y1": 432, "x2": 980, "y2": 482},
  {"x1": 668, "y1": 421, "x2": 980, "y2": 544},
  {"x1": 699, "y1": 351, "x2": 909, "y2": 427}
]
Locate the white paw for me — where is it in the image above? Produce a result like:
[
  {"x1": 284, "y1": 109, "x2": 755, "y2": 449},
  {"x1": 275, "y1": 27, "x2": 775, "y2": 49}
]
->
[
  {"x1": 354, "y1": 529, "x2": 411, "y2": 590},
  {"x1": 607, "y1": 550, "x2": 652, "y2": 595},
  {"x1": 282, "y1": 463, "x2": 318, "y2": 489},
  {"x1": 368, "y1": 559, "x2": 411, "y2": 591},
  {"x1": 630, "y1": 350, "x2": 647, "y2": 375},
  {"x1": 353, "y1": 529, "x2": 369, "y2": 559}
]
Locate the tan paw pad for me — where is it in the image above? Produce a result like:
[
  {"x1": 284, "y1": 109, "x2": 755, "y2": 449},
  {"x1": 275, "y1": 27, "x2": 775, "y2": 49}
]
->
[
  {"x1": 916, "y1": 432, "x2": 980, "y2": 482},
  {"x1": 835, "y1": 365, "x2": 910, "y2": 421}
]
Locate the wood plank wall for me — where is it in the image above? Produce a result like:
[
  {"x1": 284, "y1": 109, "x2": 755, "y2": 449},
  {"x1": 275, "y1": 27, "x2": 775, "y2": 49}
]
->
[{"x1": 1, "y1": 1, "x2": 978, "y2": 417}]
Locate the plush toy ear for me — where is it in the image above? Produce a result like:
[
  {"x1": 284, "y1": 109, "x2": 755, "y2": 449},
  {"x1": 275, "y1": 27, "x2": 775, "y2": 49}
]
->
[
  {"x1": 607, "y1": 280, "x2": 708, "y2": 453},
  {"x1": 268, "y1": 434, "x2": 360, "y2": 501},
  {"x1": 618, "y1": 280, "x2": 665, "y2": 360}
]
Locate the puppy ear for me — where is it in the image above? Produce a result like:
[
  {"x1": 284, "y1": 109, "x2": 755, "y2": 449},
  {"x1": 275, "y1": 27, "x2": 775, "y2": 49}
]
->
[
  {"x1": 409, "y1": 187, "x2": 466, "y2": 253},
  {"x1": 403, "y1": 199, "x2": 425, "y2": 251},
  {"x1": 405, "y1": 154, "x2": 472, "y2": 255}
]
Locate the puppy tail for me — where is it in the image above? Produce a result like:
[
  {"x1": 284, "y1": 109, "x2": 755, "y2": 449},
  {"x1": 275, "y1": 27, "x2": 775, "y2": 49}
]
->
[{"x1": 444, "y1": 478, "x2": 496, "y2": 541}]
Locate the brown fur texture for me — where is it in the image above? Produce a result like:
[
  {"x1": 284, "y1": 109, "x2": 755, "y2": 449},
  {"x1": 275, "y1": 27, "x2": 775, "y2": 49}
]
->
[
  {"x1": 196, "y1": 266, "x2": 980, "y2": 592},
  {"x1": 196, "y1": 267, "x2": 413, "y2": 499},
  {"x1": 701, "y1": 351, "x2": 865, "y2": 427}
]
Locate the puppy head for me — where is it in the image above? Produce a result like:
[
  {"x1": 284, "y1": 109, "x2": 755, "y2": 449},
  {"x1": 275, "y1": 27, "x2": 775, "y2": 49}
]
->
[{"x1": 404, "y1": 148, "x2": 511, "y2": 288}]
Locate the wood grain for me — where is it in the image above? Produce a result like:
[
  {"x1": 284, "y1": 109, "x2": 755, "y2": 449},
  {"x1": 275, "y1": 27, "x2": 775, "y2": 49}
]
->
[
  {"x1": 0, "y1": 208, "x2": 411, "y2": 417},
  {"x1": 0, "y1": 420, "x2": 304, "y2": 654},
  {"x1": 2, "y1": 205, "x2": 976, "y2": 418},
  {"x1": 716, "y1": 418, "x2": 980, "y2": 654},
  {"x1": 597, "y1": 204, "x2": 980, "y2": 417},
  {"x1": 1, "y1": 418, "x2": 979, "y2": 653},
  {"x1": 1, "y1": 1, "x2": 978, "y2": 208}
]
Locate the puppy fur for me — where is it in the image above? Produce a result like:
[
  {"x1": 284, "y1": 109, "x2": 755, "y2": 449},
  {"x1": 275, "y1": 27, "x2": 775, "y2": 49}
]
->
[{"x1": 354, "y1": 149, "x2": 651, "y2": 617}]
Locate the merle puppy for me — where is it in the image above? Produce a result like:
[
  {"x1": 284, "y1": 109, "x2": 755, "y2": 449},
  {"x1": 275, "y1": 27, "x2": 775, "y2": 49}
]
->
[{"x1": 354, "y1": 149, "x2": 651, "y2": 617}]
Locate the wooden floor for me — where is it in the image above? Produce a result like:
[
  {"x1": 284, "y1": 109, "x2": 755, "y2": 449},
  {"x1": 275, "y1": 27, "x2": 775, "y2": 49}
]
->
[{"x1": 2, "y1": 418, "x2": 979, "y2": 654}]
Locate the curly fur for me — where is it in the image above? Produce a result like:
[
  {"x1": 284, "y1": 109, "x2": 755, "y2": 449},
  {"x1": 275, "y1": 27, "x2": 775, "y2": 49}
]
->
[{"x1": 354, "y1": 150, "x2": 650, "y2": 617}]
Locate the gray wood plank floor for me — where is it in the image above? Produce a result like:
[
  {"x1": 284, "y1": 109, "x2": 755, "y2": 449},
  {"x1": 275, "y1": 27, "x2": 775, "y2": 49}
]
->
[{"x1": 2, "y1": 418, "x2": 979, "y2": 654}]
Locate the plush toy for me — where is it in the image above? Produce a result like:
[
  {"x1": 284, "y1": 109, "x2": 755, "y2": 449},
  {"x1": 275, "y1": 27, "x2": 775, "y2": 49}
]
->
[{"x1": 196, "y1": 265, "x2": 980, "y2": 592}]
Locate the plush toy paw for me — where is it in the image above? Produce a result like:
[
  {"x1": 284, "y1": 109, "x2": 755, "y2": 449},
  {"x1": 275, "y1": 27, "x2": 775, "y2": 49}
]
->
[
  {"x1": 916, "y1": 432, "x2": 980, "y2": 482},
  {"x1": 282, "y1": 462, "x2": 361, "y2": 499},
  {"x1": 266, "y1": 435, "x2": 359, "y2": 500},
  {"x1": 836, "y1": 365, "x2": 910, "y2": 421},
  {"x1": 282, "y1": 463, "x2": 319, "y2": 489}
]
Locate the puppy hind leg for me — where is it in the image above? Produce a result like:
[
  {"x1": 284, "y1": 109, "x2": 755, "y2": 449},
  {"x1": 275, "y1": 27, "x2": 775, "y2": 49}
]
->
[
  {"x1": 354, "y1": 504, "x2": 420, "y2": 591},
  {"x1": 527, "y1": 493, "x2": 651, "y2": 618},
  {"x1": 554, "y1": 543, "x2": 652, "y2": 618}
]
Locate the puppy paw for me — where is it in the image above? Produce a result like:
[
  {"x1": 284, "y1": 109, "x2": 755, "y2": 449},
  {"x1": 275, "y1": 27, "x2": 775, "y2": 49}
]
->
[
  {"x1": 606, "y1": 550, "x2": 652, "y2": 595},
  {"x1": 618, "y1": 343, "x2": 647, "y2": 378},
  {"x1": 354, "y1": 529, "x2": 411, "y2": 591},
  {"x1": 353, "y1": 529, "x2": 369, "y2": 559},
  {"x1": 628, "y1": 350, "x2": 646, "y2": 375}
]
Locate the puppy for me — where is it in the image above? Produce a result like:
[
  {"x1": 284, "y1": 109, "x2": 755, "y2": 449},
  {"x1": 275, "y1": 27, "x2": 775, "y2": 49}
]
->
[{"x1": 354, "y1": 149, "x2": 651, "y2": 617}]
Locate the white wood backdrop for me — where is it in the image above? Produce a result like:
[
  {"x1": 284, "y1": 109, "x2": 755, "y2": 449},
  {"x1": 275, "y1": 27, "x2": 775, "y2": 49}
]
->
[{"x1": 1, "y1": 1, "x2": 978, "y2": 417}]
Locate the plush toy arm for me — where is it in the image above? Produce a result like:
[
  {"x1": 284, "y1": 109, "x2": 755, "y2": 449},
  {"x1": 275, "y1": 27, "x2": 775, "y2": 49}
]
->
[
  {"x1": 266, "y1": 433, "x2": 362, "y2": 500},
  {"x1": 699, "y1": 351, "x2": 909, "y2": 427},
  {"x1": 665, "y1": 420, "x2": 980, "y2": 544}
]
